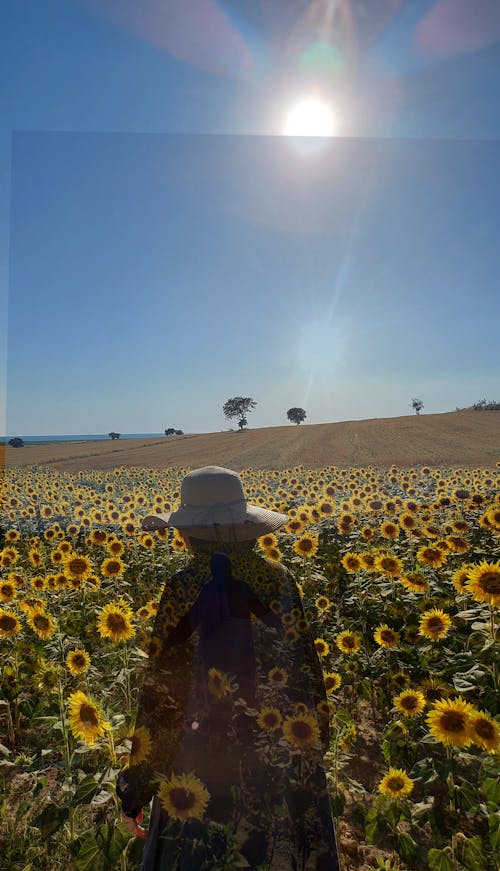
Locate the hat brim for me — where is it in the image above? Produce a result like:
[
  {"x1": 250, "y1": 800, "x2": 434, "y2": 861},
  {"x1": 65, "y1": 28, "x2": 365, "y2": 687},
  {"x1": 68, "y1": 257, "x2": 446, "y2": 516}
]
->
[{"x1": 142, "y1": 503, "x2": 289, "y2": 542}]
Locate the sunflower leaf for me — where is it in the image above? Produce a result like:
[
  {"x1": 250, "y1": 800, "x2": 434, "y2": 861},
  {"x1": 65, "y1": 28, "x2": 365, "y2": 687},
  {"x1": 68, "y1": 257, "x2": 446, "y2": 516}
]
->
[
  {"x1": 32, "y1": 803, "x2": 69, "y2": 837},
  {"x1": 73, "y1": 774, "x2": 100, "y2": 807},
  {"x1": 427, "y1": 848, "x2": 454, "y2": 870}
]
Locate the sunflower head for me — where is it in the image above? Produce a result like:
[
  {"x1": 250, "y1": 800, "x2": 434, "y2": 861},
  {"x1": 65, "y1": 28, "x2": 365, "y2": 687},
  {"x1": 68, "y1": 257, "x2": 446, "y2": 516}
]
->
[
  {"x1": 393, "y1": 689, "x2": 426, "y2": 718},
  {"x1": 418, "y1": 609, "x2": 452, "y2": 642},
  {"x1": 378, "y1": 768, "x2": 414, "y2": 798},
  {"x1": 336, "y1": 630, "x2": 361, "y2": 654},
  {"x1": 282, "y1": 712, "x2": 320, "y2": 750},
  {"x1": 256, "y1": 707, "x2": 282, "y2": 732},
  {"x1": 158, "y1": 773, "x2": 210, "y2": 821},
  {"x1": 426, "y1": 696, "x2": 475, "y2": 748},
  {"x1": 466, "y1": 560, "x2": 500, "y2": 607},
  {"x1": 67, "y1": 690, "x2": 110, "y2": 745}
]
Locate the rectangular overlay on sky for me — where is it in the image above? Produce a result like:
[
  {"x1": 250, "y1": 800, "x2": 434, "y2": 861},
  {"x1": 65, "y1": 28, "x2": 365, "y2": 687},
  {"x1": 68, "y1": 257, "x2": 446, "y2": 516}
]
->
[{"x1": 5, "y1": 131, "x2": 500, "y2": 436}]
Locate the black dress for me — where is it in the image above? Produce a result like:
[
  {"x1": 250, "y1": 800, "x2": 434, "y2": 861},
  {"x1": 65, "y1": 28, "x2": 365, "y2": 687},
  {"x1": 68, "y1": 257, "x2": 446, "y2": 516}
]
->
[{"x1": 117, "y1": 541, "x2": 340, "y2": 871}]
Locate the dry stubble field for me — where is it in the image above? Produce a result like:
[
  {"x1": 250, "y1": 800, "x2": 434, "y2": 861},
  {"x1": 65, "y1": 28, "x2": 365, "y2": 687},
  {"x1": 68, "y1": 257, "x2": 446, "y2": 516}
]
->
[{"x1": 3, "y1": 411, "x2": 500, "y2": 473}]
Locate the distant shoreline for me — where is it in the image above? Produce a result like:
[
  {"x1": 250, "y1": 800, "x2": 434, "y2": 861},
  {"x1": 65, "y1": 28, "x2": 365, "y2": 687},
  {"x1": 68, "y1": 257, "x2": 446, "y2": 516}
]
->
[{"x1": 2, "y1": 433, "x2": 165, "y2": 445}]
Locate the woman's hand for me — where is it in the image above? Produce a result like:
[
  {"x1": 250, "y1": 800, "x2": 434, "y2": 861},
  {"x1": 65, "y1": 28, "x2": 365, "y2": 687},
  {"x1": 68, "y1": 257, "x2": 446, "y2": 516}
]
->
[{"x1": 121, "y1": 809, "x2": 149, "y2": 840}]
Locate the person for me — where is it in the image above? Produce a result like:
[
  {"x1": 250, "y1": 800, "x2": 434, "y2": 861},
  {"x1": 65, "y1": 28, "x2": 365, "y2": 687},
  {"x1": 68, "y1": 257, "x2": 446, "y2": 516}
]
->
[{"x1": 117, "y1": 465, "x2": 340, "y2": 870}]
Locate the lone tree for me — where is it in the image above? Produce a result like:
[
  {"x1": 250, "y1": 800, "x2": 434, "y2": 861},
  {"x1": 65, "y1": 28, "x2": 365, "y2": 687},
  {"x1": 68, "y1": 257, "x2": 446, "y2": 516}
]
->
[
  {"x1": 411, "y1": 399, "x2": 424, "y2": 415},
  {"x1": 287, "y1": 407, "x2": 306, "y2": 425},
  {"x1": 8, "y1": 437, "x2": 24, "y2": 447},
  {"x1": 223, "y1": 397, "x2": 256, "y2": 430}
]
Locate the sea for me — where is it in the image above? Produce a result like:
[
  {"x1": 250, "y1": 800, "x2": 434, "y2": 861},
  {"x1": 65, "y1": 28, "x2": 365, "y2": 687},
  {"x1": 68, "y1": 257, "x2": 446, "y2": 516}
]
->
[{"x1": 2, "y1": 433, "x2": 165, "y2": 444}]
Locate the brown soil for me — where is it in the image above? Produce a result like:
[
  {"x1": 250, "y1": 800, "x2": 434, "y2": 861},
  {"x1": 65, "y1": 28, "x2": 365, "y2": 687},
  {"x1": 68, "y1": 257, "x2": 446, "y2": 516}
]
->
[{"x1": 2, "y1": 411, "x2": 499, "y2": 473}]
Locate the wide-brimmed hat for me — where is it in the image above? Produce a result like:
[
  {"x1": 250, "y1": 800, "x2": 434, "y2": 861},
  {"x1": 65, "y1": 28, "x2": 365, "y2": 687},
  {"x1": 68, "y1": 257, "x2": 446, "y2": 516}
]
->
[{"x1": 141, "y1": 466, "x2": 288, "y2": 542}]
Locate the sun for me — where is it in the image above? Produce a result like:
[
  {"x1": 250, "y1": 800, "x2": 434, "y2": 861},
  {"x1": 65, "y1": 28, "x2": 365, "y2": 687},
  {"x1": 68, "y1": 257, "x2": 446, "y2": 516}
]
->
[{"x1": 284, "y1": 97, "x2": 336, "y2": 137}]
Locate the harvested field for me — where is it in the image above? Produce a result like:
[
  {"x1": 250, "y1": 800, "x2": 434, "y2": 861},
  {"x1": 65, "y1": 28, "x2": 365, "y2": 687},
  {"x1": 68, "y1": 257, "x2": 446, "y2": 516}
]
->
[{"x1": 2, "y1": 410, "x2": 500, "y2": 472}]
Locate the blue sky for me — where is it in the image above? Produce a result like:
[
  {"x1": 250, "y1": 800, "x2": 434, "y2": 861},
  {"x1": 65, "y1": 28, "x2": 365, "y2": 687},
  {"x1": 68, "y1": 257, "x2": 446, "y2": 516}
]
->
[{"x1": 2, "y1": 0, "x2": 500, "y2": 435}]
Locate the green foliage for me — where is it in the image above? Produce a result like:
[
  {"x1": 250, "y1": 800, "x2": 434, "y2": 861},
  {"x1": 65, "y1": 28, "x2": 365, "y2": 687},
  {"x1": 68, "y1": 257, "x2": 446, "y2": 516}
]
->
[
  {"x1": 222, "y1": 397, "x2": 257, "y2": 429},
  {"x1": 286, "y1": 407, "x2": 306, "y2": 425}
]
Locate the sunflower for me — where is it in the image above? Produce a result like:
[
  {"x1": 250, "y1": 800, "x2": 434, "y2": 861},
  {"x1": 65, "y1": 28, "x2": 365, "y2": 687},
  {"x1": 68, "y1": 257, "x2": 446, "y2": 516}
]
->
[
  {"x1": 282, "y1": 712, "x2": 320, "y2": 750},
  {"x1": 323, "y1": 672, "x2": 342, "y2": 694},
  {"x1": 486, "y1": 506, "x2": 500, "y2": 531},
  {"x1": 360, "y1": 552, "x2": 377, "y2": 572},
  {"x1": 63, "y1": 553, "x2": 94, "y2": 581},
  {"x1": 315, "y1": 595, "x2": 332, "y2": 613},
  {"x1": 158, "y1": 773, "x2": 210, "y2": 821},
  {"x1": 30, "y1": 575, "x2": 47, "y2": 592},
  {"x1": 293, "y1": 533, "x2": 319, "y2": 558},
  {"x1": 426, "y1": 696, "x2": 474, "y2": 747},
  {"x1": 107, "y1": 537, "x2": 125, "y2": 556},
  {"x1": 375, "y1": 554, "x2": 403, "y2": 578},
  {"x1": 314, "y1": 638, "x2": 330, "y2": 657},
  {"x1": 0, "y1": 581, "x2": 16, "y2": 603},
  {"x1": 258, "y1": 533, "x2": 277, "y2": 551},
  {"x1": 373, "y1": 625, "x2": 400, "y2": 649},
  {"x1": 265, "y1": 547, "x2": 282, "y2": 563},
  {"x1": 171, "y1": 535, "x2": 187, "y2": 552},
  {"x1": 445, "y1": 536, "x2": 469, "y2": 554},
  {"x1": 97, "y1": 602, "x2": 135, "y2": 643},
  {"x1": 451, "y1": 565, "x2": 473, "y2": 595},
  {"x1": 399, "y1": 513, "x2": 418, "y2": 532},
  {"x1": 1, "y1": 548, "x2": 20, "y2": 568},
  {"x1": 418, "y1": 609, "x2": 452, "y2": 642},
  {"x1": 207, "y1": 667, "x2": 231, "y2": 699},
  {"x1": 257, "y1": 707, "x2": 282, "y2": 732},
  {"x1": 393, "y1": 689, "x2": 426, "y2": 718},
  {"x1": 28, "y1": 549, "x2": 42, "y2": 568},
  {"x1": 466, "y1": 560, "x2": 500, "y2": 607},
  {"x1": 336, "y1": 631, "x2": 361, "y2": 654},
  {"x1": 284, "y1": 519, "x2": 306, "y2": 535},
  {"x1": 341, "y1": 553, "x2": 363, "y2": 574},
  {"x1": 89, "y1": 529, "x2": 108, "y2": 546},
  {"x1": 268, "y1": 667, "x2": 288, "y2": 686},
  {"x1": 391, "y1": 671, "x2": 411, "y2": 690},
  {"x1": 378, "y1": 768, "x2": 414, "y2": 798},
  {"x1": 128, "y1": 725, "x2": 153, "y2": 764},
  {"x1": 100, "y1": 557, "x2": 126, "y2": 578},
  {"x1": 419, "y1": 678, "x2": 453, "y2": 706},
  {"x1": 0, "y1": 608, "x2": 21, "y2": 637},
  {"x1": 417, "y1": 545, "x2": 447, "y2": 569},
  {"x1": 67, "y1": 690, "x2": 110, "y2": 745},
  {"x1": 28, "y1": 610, "x2": 57, "y2": 640},
  {"x1": 399, "y1": 572, "x2": 429, "y2": 594},
  {"x1": 66, "y1": 648, "x2": 91, "y2": 675},
  {"x1": 468, "y1": 710, "x2": 500, "y2": 753},
  {"x1": 380, "y1": 522, "x2": 399, "y2": 540}
]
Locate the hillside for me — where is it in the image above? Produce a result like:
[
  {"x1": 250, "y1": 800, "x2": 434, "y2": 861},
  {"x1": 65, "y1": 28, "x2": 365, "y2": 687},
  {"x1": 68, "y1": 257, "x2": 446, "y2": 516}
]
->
[{"x1": 2, "y1": 411, "x2": 499, "y2": 472}]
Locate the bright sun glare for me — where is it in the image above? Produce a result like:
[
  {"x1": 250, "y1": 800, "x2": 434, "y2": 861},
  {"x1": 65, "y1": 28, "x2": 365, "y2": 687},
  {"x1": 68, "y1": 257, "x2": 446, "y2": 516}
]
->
[{"x1": 284, "y1": 97, "x2": 336, "y2": 137}]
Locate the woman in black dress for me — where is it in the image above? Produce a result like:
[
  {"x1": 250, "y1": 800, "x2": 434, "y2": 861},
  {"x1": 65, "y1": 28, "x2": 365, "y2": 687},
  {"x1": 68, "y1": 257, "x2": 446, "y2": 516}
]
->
[{"x1": 117, "y1": 466, "x2": 340, "y2": 870}]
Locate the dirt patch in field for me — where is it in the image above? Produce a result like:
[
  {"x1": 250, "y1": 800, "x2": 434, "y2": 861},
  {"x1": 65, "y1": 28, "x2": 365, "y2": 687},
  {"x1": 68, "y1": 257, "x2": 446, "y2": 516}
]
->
[{"x1": 3, "y1": 411, "x2": 499, "y2": 472}]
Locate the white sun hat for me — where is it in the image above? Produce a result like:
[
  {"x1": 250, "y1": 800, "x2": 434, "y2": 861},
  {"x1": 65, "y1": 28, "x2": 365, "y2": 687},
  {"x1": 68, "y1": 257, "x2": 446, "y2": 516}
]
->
[{"x1": 141, "y1": 466, "x2": 288, "y2": 542}]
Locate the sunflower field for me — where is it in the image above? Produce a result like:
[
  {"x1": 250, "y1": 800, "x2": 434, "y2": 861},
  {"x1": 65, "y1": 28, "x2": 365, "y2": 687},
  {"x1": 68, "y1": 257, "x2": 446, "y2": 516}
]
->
[{"x1": 0, "y1": 462, "x2": 499, "y2": 871}]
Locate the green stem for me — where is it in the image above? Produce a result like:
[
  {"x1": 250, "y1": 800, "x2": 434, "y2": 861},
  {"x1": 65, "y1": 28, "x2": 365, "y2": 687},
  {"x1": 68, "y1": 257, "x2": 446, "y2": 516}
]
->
[{"x1": 57, "y1": 675, "x2": 75, "y2": 839}]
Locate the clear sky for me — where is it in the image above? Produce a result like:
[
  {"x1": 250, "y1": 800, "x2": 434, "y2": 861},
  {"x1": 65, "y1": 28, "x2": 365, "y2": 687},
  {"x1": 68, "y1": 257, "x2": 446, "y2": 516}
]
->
[{"x1": 2, "y1": 0, "x2": 500, "y2": 436}]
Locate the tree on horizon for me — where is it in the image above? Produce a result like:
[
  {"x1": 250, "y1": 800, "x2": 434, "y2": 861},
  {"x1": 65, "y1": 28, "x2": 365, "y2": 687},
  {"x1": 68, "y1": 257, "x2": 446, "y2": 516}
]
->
[
  {"x1": 223, "y1": 397, "x2": 257, "y2": 430},
  {"x1": 287, "y1": 407, "x2": 306, "y2": 425}
]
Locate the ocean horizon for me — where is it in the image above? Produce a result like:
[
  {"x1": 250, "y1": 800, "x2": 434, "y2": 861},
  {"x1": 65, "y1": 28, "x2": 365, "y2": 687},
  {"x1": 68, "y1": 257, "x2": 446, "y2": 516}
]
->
[{"x1": 3, "y1": 433, "x2": 165, "y2": 444}]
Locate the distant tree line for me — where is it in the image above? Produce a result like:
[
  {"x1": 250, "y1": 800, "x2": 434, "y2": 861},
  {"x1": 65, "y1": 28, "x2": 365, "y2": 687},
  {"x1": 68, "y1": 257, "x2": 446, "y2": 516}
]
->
[
  {"x1": 458, "y1": 399, "x2": 500, "y2": 411},
  {"x1": 221, "y1": 397, "x2": 307, "y2": 430}
]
